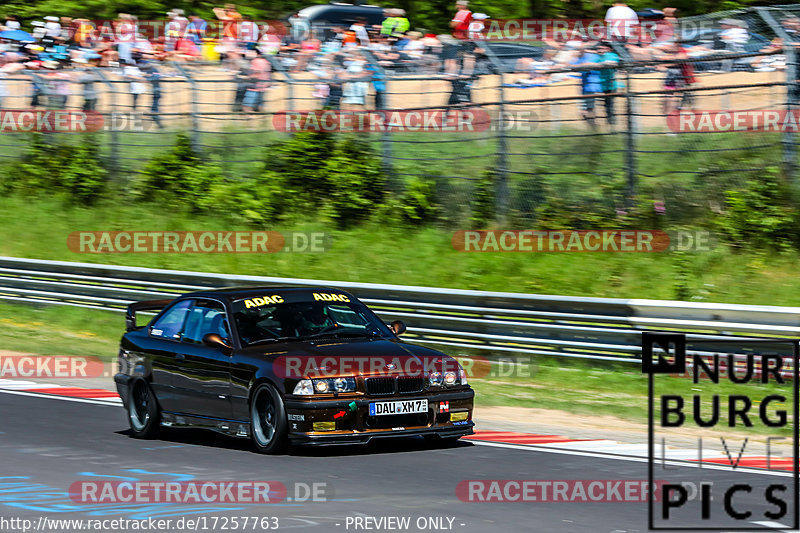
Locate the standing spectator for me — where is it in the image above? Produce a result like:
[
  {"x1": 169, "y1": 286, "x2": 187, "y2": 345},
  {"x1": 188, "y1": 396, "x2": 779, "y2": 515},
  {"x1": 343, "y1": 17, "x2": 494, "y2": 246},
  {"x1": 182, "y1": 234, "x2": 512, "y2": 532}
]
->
[
  {"x1": 76, "y1": 61, "x2": 98, "y2": 112},
  {"x1": 661, "y1": 42, "x2": 696, "y2": 115},
  {"x1": 595, "y1": 41, "x2": 619, "y2": 126},
  {"x1": 214, "y1": 4, "x2": 243, "y2": 44},
  {"x1": 394, "y1": 10, "x2": 410, "y2": 34},
  {"x1": 342, "y1": 53, "x2": 368, "y2": 107},
  {"x1": 229, "y1": 50, "x2": 249, "y2": 111},
  {"x1": 4, "y1": 16, "x2": 20, "y2": 31},
  {"x1": 604, "y1": 2, "x2": 639, "y2": 43},
  {"x1": 123, "y1": 60, "x2": 146, "y2": 111},
  {"x1": 187, "y1": 15, "x2": 207, "y2": 45},
  {"x1": 365, "y1": 60, "x2": 386, "y2": 109},
  {"x1": 350, "y1": 18, "x2": 370, "y2": 47},
  {"x1": 576, "y1": 47, "x2": 602, "y2": 128},
  {"x1": 44, "y1": 16, "x2": 62, "y2": 39},
  {"x1": 243, "y1": 51, "x2": 270, "y2": 113},
  {"x1": 380, "y1": 9, "x2": 398, "y2": 36},
  {"x1": 451, "y1": 1, "x2": 472, "y2": 40},
  {"x1": 468, "y1": 13, "x2": 489, "y2": 40},
  {"x1": 141, "y1": 59, "x2": 163, "y2": 128},
  {"x1": 719, "y1": 18, "x2": 748, "y2": 51},
  {"x1": 47, "y1": 65, "x2": 71, "y2": 109}
]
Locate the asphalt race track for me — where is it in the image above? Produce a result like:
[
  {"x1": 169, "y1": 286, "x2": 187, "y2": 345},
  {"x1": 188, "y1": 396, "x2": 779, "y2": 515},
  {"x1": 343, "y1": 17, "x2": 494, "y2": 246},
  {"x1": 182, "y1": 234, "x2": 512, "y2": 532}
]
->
[{"x1": 0, "y1": 391, "x2": 796, "y2": 533}]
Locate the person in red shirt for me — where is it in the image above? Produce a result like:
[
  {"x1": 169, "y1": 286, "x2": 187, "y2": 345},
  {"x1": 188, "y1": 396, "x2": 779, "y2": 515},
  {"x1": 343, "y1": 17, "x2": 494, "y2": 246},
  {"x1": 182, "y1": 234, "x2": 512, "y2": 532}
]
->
[{"x1": 450, "y1": 0, "x2": 472, "y2": 40}]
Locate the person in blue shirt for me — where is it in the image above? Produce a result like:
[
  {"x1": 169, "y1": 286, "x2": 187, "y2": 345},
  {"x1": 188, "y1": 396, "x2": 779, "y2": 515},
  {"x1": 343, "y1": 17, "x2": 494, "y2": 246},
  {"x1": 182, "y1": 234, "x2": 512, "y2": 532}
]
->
[
  {"x1": 595, "y1": 41, "x2": 620, "y2": 126},
  {"x1": 575, "y1": 47, "x2": 602, "y2": 128},
  {"x1": 365, "y1": 61, "x2": 386, "y2": 109}
]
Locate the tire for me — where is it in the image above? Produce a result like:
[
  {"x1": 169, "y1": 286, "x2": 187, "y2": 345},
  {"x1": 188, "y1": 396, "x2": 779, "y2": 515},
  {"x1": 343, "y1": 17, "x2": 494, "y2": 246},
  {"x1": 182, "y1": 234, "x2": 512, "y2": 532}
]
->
[
  {"x1": 127, "y1": 379, "x2": 161, "y2": 439},
  {"x1": 249, "y1": 382, "x2": 288, "y2": 454}
]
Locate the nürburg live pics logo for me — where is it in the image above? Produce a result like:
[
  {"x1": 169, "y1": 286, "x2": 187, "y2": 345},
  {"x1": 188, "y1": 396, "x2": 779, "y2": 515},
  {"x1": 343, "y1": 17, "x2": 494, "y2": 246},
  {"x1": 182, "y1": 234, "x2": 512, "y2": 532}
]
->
[{"x1": 643, "y1": 332, "x2": 799, "y2": 530}]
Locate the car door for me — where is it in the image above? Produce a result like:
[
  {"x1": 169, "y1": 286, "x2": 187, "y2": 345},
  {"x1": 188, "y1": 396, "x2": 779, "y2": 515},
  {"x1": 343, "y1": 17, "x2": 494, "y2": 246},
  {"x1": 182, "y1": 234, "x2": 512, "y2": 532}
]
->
[
  {"x1": 171, "y1": 298, "x2": 234, "y2": 420},
  {"x1": 146, "y1": 299, "x2": 193, "y2": 412}
]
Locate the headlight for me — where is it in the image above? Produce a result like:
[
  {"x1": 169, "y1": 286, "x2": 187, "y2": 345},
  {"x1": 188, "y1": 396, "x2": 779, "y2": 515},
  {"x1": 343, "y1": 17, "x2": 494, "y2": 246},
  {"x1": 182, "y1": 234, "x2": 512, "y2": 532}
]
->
[
  {"x1": 333, "y1": 377, "x2": 356, "y2": 392},
  {"x1": 429, "y1": 371, "x2": 443, "y2": 386},
  {"x1": 444, "y1": 371, "x2": 458, "y2": 385},
  {"x1": 295, "y1": 377, "x2": 357, "y2": 395},
  {"x1": 293, "y1": 379, "x2": 314, "y2": 395}
]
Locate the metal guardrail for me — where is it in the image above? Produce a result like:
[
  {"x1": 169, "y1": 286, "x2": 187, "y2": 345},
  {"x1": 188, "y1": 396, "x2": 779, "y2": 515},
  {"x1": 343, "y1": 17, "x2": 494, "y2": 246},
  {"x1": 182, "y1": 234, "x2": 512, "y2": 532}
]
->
[{"x1": 0, "y1": 256, "x2": 799, "y2": 362}]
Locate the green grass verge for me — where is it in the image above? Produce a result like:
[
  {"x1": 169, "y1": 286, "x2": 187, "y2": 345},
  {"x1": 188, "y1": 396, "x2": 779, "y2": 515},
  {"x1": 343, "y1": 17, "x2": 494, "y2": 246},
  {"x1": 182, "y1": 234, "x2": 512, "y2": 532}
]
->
[{"x1": 2, "y1": 195, "x2": 800, "y2": 305}]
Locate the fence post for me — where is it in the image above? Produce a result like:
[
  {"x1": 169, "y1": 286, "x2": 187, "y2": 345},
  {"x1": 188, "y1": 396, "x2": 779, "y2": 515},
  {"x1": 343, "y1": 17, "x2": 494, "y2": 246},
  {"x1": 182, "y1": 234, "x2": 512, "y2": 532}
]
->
[
  {"x1": 785, "y1": 46, "x2": 798, "y2": 182},
  {"x1": 92, "y1": 69, "x2": 119, "y2": 182},
  {"x1": 757, "y1": 7, "x2": 797, "y2": 182},
  {"x1": 483, "y1": 45, "x2": 509, "y2": 223},
  {"x1": 624, "y1": 68, "x2": 637, "y2": 206},
  {"x1": 171, "y1": 62, "x2": 201, "y2": 153},
  {"x1": 360, "y1": 50, "x2": 394, "y2": 187},
  {"x1": 495, "y1": 72, "x2": 509, "y2": 222}
]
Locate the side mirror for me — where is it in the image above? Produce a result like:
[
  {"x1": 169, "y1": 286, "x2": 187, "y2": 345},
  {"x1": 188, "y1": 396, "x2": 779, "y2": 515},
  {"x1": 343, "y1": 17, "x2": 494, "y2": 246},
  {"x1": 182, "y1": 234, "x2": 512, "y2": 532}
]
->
[
  {"x1": 390, "y1": 320, "x2": 407, "y2": 336},
  {"x1": 203, "y1": 333, "x2": 232, "y2": 353}
]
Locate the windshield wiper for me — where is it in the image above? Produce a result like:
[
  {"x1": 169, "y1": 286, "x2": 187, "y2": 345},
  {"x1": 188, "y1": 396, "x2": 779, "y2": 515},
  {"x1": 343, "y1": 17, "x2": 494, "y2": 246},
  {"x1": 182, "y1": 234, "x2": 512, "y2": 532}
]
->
[
  {"x1": 304, "y1": 329, "x2": 383, "y2": 340},
  {"x1": 246, "y1": 336, "x2": 300, "y2": 346}
]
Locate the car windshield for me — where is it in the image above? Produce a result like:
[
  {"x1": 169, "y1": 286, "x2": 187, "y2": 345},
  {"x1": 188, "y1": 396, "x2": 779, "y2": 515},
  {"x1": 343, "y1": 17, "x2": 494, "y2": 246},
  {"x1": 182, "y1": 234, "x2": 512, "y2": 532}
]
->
[{"x1": 231, "y1": 296, "x2": 393, "y2": 346}]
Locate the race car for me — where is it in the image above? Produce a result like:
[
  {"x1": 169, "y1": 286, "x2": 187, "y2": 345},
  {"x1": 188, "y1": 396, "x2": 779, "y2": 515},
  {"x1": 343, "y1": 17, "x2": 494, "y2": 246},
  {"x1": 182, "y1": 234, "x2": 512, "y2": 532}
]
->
[{"x1": 114, "y1": 287, "x2": 474, "y2": 453}]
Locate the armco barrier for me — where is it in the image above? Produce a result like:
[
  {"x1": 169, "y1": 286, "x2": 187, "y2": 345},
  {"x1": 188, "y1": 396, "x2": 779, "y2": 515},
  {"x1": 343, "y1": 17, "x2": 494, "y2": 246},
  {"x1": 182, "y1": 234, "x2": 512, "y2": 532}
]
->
[{"x1": 0, "y1": 256, "x2": 799, "y2": 363}]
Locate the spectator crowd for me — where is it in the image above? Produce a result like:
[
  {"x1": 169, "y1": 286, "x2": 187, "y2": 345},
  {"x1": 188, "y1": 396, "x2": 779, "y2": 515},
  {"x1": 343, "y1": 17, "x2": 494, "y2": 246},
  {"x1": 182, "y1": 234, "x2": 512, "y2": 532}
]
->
[{"x1": 0, "y1": 1, "x2": 794, "y2": 126}]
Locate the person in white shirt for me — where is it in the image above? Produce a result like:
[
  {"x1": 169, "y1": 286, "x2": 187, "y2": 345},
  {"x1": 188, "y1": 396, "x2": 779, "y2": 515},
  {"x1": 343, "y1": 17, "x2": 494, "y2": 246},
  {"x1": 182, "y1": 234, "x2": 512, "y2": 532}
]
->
[
  {"x1": 4, "y1": 16, "x2": 21, "y2": 31},
  {"x1": 349, "y1": 18, "x2": 370, "y2": 46},
  {"x1": 44, "y1": 16, "x2": 62, "y2": 39},
  {"x1": 604, "y1": 2, "x2": 639, "y2": 42},
  {"x1": 719, "y1": 19, "x2": 748, "y2": 49}
]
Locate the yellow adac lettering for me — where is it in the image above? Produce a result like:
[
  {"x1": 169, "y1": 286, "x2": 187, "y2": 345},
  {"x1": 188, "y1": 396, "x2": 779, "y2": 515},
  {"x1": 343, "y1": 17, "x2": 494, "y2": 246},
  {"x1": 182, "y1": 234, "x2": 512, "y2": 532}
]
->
[
  {"x1": 313, "y1": 293, "x2": 323, "y2": 301},
  {"x1": 252, "y1": 297, "x2": 266, "y2": 306},
  {"x1": 272, "y1": 295, "x2": 284, "y2": 303},
  {"x1": 244, "y1": 299, "x2": 256, "y2": 308}
]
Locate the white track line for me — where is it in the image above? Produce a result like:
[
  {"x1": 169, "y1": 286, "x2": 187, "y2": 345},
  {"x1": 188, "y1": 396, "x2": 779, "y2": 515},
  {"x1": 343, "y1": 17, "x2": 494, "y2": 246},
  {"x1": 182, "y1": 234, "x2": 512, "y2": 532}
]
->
[{"x1": 0, "y1": 388, "x2": 121, "y2": 406}]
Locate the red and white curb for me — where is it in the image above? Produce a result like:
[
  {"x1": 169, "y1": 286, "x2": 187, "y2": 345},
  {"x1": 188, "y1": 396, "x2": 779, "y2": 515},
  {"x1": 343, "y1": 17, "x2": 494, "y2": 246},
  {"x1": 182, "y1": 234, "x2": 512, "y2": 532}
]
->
[
  {"x1": 465, "y1": 430, "x2": 794, "y2": 474},
  {"x1": 0, "y1": 379, "x2": 121, "y2": 404}
]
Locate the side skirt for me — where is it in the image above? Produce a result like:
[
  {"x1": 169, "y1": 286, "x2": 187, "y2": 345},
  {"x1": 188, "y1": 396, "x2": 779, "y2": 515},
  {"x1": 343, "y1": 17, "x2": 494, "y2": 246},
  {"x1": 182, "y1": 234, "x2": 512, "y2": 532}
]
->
[{"x1": 161, "y1": 411, "x2": 251, "y2": 438}]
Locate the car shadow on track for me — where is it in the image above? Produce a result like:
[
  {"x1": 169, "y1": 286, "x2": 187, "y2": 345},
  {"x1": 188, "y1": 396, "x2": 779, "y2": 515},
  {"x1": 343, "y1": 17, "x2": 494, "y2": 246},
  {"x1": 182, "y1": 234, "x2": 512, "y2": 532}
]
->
[{"x1": 116, "y1": 428, "x2": 473, "y2": 456}]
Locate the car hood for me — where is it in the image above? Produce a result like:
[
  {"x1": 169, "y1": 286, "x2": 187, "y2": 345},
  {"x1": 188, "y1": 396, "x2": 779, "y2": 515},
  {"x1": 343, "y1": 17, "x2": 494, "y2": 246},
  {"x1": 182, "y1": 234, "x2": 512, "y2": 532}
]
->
[{"x1": 252, "y1": 338, "x2": 457, "y2": 379}]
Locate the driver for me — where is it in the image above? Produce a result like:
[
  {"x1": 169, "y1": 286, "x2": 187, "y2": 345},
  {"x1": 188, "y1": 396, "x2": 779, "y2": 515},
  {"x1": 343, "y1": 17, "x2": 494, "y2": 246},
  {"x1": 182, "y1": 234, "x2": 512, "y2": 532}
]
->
[{"x1": 297, "y1": 303, "x2": 336, "y2": 336}]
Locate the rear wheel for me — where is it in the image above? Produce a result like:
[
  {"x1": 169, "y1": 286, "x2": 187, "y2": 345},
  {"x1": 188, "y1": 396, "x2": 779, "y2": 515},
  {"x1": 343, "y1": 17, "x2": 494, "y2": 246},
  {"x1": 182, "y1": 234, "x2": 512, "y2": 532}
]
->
[
  {"x1": 128, "y1": 379, "x2": 160, "y2": 439},
  {"x1": 249, "y1": 383, "x2": 288, "y2": 454}
]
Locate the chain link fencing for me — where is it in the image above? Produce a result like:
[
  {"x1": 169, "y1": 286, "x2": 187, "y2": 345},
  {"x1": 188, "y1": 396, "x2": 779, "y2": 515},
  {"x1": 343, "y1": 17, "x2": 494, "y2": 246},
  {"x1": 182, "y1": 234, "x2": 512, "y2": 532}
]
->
[{"x1": 0, "y1": 5, "x2": 796, "y2": 225}]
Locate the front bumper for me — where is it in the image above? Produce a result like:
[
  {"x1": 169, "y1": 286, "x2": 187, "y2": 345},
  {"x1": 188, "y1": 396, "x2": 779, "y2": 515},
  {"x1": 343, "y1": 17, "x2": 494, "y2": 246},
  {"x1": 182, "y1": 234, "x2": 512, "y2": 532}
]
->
[
  {"x1": 114, "y1": 373, "x2": 132, "y2": 406},
  {"x1": 284, "y1": 388, "x2": 475, "y2": 445}
]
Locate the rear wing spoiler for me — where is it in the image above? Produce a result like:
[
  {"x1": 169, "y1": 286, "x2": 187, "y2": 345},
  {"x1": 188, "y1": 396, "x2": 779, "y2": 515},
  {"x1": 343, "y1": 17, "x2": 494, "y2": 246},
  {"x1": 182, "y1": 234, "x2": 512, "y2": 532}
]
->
[{"x1": 126, "y1": 299, "x2": 173, "y2": 332}]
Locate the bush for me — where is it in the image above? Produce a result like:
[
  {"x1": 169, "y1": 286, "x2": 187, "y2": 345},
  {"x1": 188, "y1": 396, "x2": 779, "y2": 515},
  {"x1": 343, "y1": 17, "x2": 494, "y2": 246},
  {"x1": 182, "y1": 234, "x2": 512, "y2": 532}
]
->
[
  {"x1": 1, "y1": 133, "x2": 108, "y2": 204},
  {"x1": 134, "y1": 133, "x2": 223, "y2": 212},
  {"x1": 715, "y1": 167, "x2": 800, "y2": 251},
  {"x1": 469, "y1": 170, "x2": 495, "y2": 228}
]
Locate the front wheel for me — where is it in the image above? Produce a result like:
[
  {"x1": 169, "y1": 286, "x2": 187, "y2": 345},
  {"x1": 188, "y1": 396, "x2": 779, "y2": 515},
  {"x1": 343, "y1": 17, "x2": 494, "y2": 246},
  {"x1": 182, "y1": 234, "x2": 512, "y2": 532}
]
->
[
  {"x1": 128, "y1": 379, "x2": 160, "y2": 439},
  {"x1": 249, "y1": 383, "x2": 288, "y2": 454}
]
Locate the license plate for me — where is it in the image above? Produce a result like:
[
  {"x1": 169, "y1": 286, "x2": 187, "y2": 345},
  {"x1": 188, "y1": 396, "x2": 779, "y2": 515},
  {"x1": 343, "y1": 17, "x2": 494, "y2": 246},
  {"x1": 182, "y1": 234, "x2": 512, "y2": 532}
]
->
[{"x1": 368, "y1": 399, "x2": 428, "y2": 416}]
